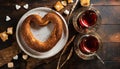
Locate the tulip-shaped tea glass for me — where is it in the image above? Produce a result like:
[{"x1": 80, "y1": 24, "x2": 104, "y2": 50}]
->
[
  {"x1": 73, "y1": 7, "x2": 101, "y2": 33},
  {"x1": 74, "y1": 32, "x2": 103, "y2": 61}
]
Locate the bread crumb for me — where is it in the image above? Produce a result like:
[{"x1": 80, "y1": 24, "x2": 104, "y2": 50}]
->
[
  {"x1": 0, "y1": 31, "x2": 8, "y2": 42},
  {"x1": 22, "y1": 54, "x2": 28, "y2": 60},
  {"x1": 13, "y1": 55, "x2": 18, "y2": 60},
  {"x1": 61, "y1": 1, "x2": 67, "y2": 6},
  {"x1": 67, "y1": 0, "x2": 74, "y2": 3},
  {"x1": 64, "y1": 10, "x2": 70, "y2": 15},
  {"x1": 7, "y1": 27, "x2": 13, "y2": 35},
  {"x1": 54, "y1": 1, "x2": 64, "y2": 11},
  {"x1": 80, "y1": 0, "x2": 90, "y2": 7},
  {"x1": 7, "y1": 62, "x2": 14, "y2": 68}
]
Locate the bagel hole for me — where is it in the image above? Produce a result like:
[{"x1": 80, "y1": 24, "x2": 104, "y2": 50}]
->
[{"x1": 30, "y1": 22, "x2": 54, "y2": 42}]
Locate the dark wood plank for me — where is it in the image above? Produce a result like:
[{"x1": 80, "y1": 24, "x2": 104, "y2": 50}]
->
[
  {"x1": 97, "y1": 25, "x2": 120, "y2": 42},
  {"x1": 0, "y1": 0, "x2": 120, "y2": 69},
  {"x1": 93, "y1": 6, "x2": 120, "y2": 24},
  {"x1": 101, "y1": 42, "x2": 120, "y2": 61},
  {"x1": 91, "y1": 0, "x2": 120, "y2": 5}
]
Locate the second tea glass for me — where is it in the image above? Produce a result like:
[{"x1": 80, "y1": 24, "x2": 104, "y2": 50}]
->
[{"x1": 74, "y1": 32, "x2": 102, "y2": 60}]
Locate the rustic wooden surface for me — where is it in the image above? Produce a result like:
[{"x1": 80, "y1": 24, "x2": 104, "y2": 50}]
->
[{"x1": 0, "y1": 0, "x2": 120, "y2": 69}]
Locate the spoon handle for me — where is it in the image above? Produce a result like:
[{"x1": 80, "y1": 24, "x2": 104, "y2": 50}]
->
[{"x1": 95, "y1": 53, "x2": 104, "y2": 64}]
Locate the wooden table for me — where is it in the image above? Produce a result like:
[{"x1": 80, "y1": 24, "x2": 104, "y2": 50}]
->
[{"x1": 0, "y1": 0, "x2": 120, "y2": 69}]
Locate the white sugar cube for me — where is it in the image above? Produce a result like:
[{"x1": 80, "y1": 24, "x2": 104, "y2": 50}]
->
[
  {"x1": 7, "y1": 62, "x2": 14, "y2": 68},
  {"x1": 22, "y1": 54, "x2": 28, "y2": 60},
  {"x1": 7, "y1": 27, "x2": 13, "y2": 35},
  {"x1": 64, "y1": 10, "x2": 70, "y2": 15},
  {"x1": 13, "y1": 55, "x2": 18, "y2": 60}
]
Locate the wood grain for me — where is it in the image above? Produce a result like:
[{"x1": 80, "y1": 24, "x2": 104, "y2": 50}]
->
[{"x1": 0, "y1": 0, "x2": 120, "y2": 69}]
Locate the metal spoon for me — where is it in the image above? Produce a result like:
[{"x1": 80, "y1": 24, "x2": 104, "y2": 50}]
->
[{"x1": 95, "y1": 53, "x2": 104, "y2": 64}]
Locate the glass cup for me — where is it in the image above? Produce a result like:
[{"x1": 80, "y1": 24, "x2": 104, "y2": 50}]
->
[
  {"x1": 74, "y1": 32, "x2": 102, "y2": 60},
  {"x1": 72, "y1": 7, "x2": 101, "y2": 33}
]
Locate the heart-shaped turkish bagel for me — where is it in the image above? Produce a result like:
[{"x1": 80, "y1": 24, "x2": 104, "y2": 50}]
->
[{"x1": 21, "y1": 12, "x2": 63, "y2": 52}]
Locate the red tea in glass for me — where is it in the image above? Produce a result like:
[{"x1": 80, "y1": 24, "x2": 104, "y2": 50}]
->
[
  {"x1": 74, "y1": 33, "x2": 102, "y2": 60},
  {"x1": 79, "y1": 35, "x2": 99, "y2": 54},
  {"x1": 78, "y1": 10, "x2": 98, "y2": 28},
  {"x1": 73, "y1": 7, "x2": 101, "y2": 33}
]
